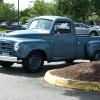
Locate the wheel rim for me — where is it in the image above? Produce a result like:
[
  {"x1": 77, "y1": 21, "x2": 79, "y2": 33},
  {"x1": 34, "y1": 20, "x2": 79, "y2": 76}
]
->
[
  {"x1": 29, "y1": 55, "x2": 42, "y2": 70},
  {"x1": 95, "y1": 53, "x2": 100, "y2": 60}
]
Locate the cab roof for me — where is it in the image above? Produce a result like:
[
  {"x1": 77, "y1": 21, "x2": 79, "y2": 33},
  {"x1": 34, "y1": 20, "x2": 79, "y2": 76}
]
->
[{"x1": 33, "y1": 16, "x2": 72, "y2": 21}]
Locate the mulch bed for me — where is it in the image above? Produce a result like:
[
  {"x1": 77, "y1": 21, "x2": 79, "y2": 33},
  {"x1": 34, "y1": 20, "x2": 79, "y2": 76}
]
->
[{"x1": 51, "y1": 61, "x2": 100, "y2": 82}]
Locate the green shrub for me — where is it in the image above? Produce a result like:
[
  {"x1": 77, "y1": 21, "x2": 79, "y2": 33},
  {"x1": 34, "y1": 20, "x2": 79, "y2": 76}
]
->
[{"x1": 0, "y1": 28, "x2": 6, "y2": 32}]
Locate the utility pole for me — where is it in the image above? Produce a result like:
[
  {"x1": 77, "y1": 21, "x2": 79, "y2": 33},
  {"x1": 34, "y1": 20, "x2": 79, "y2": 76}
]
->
[{"x1": 18, "y1": 0, "x2": 20, "y2": 29}]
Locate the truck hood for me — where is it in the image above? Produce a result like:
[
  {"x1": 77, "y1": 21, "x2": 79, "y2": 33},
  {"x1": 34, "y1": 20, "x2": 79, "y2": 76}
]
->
[{"x1": 3, "y1": 29, "x2": 49, "y2": 38}]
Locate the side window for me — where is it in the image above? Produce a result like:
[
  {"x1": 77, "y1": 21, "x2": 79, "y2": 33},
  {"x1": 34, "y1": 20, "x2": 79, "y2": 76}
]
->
[
  {"x1": 74, "y1": 24, "x2": 80, "y2": 27},
  {"x1": 80, "y1": 24, "x2": 86, "y2": 28},
  {"x1": 54, "y1": 22, "x2": 71, "y2": 33}
]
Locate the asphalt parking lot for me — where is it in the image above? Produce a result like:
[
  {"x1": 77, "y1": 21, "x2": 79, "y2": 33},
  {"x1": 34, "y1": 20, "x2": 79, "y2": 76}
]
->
[{"x1": 0, "y1": 61, "x2": 100, "y2": 100}]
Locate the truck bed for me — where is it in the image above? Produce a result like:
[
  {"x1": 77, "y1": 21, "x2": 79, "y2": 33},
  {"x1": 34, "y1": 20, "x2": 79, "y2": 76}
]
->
[{"x1": 77, "y1": 35, "x2": 100, "y2": 59}]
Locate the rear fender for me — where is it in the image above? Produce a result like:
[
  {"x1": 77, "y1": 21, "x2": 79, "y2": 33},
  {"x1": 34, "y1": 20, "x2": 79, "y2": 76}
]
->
[{"x1": 86, "y1": 41, "x2": 100, "y2": 58}]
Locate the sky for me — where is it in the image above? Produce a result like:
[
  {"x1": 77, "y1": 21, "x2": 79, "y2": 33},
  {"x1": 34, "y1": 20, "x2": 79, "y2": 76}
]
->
[{"x1": 4, "y1": 0, "x2": 52, "y2": 11}]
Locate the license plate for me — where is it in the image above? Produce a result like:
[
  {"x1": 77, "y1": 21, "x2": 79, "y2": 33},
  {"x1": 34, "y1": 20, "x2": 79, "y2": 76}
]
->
[{"x1": 2, "y1": 52, "x2": 9, "y2": 56}]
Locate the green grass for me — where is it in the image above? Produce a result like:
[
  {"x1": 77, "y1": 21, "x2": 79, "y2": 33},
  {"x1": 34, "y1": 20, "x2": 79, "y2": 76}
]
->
[{"x1": 0, "y1": 29, "x2": 6, "y2": 33}]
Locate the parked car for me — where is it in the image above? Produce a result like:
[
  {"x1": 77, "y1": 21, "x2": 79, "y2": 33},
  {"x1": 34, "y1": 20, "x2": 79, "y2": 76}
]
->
[
  {"x1": 74, "y1": 22, "x2": 100, "y2": 36},
  {"x1": 1, "y1": 16, "x2": 100, "y2": 73},
  {"x1": 12, "y1": 22, "x2": 22, "y2": 26},
  {"x1": 93, "y1": 25, "x2": 100, "y2": 30},
  {"x1": 22, "y1": 23, "x2": 29, "y2": 29},
  {"x1": 0, "y1": 22, "x2": 7, "y2": 26}
]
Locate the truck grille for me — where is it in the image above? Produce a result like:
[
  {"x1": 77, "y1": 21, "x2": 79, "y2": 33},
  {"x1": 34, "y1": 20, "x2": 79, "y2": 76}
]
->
[{"x1": 0, "y1": 41, "x2": 14, "y2": 56}]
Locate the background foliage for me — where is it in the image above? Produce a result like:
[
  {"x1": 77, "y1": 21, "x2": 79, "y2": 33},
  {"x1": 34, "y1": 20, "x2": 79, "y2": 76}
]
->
[{"x1": 0, "y1": 0, "x2": 100, "y2": 25}]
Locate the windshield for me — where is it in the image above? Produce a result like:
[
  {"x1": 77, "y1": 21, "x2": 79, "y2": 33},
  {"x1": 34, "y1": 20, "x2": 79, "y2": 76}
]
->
[{"x1": 28, "y1": 19, "x2": 53, "y2": 33}]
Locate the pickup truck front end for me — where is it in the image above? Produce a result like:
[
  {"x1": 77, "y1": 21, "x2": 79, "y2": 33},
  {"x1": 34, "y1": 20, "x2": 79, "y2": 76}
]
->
[{"x1": 0, "y1": 40, "x2": 20, "y2": 62}]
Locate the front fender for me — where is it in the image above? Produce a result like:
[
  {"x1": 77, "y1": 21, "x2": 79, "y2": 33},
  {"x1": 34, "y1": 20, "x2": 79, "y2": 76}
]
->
[
  {"x1": 17, "y1": 39, "x2": 52, "y2": 59},
  {"x1": 86, "y1": 41, "x2": 100, "y2": 58}
]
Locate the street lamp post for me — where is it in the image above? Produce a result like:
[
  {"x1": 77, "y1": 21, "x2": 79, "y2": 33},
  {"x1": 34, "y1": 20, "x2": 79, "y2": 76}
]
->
[{"x1": 18, "y1": 0, "x2": 20, "y2": 29}]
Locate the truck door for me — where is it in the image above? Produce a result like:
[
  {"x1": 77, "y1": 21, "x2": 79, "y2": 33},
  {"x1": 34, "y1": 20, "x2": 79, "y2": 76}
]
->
[{"x1": 52, "y1": 20, "x2": 78, "y2": 60}]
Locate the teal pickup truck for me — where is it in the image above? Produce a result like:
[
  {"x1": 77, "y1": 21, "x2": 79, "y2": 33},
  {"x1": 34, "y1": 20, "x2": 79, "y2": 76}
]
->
[{"x1": 0, "y1": 16, "x2": 100, "y2": 73}]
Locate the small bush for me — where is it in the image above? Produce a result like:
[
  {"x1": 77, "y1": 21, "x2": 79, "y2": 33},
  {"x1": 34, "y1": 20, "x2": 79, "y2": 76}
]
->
[{"x1": 0, "y1": 28, "x2": 6, "y2": 32}]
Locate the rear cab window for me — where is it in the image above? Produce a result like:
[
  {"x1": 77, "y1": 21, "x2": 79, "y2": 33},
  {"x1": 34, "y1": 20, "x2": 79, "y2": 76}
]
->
[{"x1": 54, "y1": 21, "x2": 71, "y2": 34}]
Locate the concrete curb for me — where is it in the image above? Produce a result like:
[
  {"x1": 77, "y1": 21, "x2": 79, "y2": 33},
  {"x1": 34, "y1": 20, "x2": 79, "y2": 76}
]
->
[{"x1": 44, "y1": 70, "x2": 100, "y2": 91}]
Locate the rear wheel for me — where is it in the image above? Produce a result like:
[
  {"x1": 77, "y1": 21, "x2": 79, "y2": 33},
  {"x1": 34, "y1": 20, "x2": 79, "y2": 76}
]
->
[
  {"x1": 0, "y1": 61, "x2": 14, "y2": 68},
  {"x1": 94, "y1": 51, "x2": 100, "y2": 61},
  {"x1": 22, "y1": 52, "x2": 44, "y2": 73},
  {"x1": 90, "y1": 31, "x2": 98, "y2": 36}
]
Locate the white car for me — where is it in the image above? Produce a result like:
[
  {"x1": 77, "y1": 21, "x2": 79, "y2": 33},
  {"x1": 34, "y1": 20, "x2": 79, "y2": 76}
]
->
[
  {"x1": 74, "y1": 22, "x2": 100, "y2": 36},
  {"x1": 0, "y1": 22, "x2": 7, "y2": 26}
]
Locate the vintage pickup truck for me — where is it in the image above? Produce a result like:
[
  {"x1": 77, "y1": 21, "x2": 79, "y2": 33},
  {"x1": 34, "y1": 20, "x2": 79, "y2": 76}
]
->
[{"x1": 0, "y1": 16, "x2": 100, "y2": 73}]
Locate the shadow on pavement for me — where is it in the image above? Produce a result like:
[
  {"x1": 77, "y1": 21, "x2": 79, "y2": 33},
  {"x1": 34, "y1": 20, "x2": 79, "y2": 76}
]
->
[
  {"x1": 0, "y1": 62, "x2": 76, "y2": 78},
  {"x1": 63, "y1": 89, "x2": 100, "y2": 100}
]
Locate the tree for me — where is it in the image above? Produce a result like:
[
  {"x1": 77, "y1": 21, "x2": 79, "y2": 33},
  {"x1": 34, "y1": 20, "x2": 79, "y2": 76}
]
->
[
  {"x1": 0, "y1": 3, "x2": 17, "y2": 24},
  {"x1": 29, "y1": 0, "x2": 47, "y2": 16},
  {"x1": 20, "y1": 16, "x2": 29, "y2": 24},
  {"x1": 20, "y1": 8, "x2": 30, "y2": 23},
  {"x1": 91, "y1": 0, "x2": 100, "y2": 16},
  {"x1": 0, "y1": 0, "x2": 3, "y2": 3},
  {"x1": 55, "y1": 0, "x2": 91, "y2": 22},
  {"x1": 45, "y1": 2, "x2": 62, "y2": 16},
  {"x1": 20, "y1": 8, "x2": 30, "y2": 17},
  {"x1": 72, "y1": 0, "x2": 91, "y2": 21},
  {"x1": 28, "y1": 0, "x2": 59, "y2": 17},
  {"x1": 20, "y1": 0, "x2": 60, "y2": 23},
  {"x1": 55, "y1": 0, "x2": 72, "y2": 16}
]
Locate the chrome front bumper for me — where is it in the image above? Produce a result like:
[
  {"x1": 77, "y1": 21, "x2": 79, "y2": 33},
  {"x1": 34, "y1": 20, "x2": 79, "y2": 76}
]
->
[{"x1": 0, "y1": 56, "x2": 21, "y2": 62}]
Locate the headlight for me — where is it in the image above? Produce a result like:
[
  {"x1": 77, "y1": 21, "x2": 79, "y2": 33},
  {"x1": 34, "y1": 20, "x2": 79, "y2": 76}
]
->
[{"x1": 14, "y1": 43, "x2": 20, "y2": 52}]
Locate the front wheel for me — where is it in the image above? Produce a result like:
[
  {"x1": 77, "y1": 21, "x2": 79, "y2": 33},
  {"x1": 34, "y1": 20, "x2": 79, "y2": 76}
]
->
[
  {"x1": 0, "y1": 61, "x2": 14, "y2": 68},
  {"x1": 65, "y1": 60, "x2": 74, "y2": 64},
  {"x1": 22, "y1": 53, "x2": 44, "y2": 73}
]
